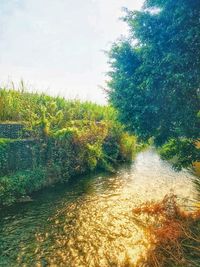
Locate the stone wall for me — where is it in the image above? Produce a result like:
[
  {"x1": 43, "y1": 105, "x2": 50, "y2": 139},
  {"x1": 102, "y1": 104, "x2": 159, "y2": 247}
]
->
[
  {"x1": 0, "y1": 123, "x2": 40, "y2": 176},
  {"x1": 0, "y1": 123, "x2": 24, "y2": 139}
]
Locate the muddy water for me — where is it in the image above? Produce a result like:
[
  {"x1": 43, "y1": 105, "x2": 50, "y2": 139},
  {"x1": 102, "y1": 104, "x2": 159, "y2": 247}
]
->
[{"x1": 0, "y1": 149, "x2": 197, "y2": 266}]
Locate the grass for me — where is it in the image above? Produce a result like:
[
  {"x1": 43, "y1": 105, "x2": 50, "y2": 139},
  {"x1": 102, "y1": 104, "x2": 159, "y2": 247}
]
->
[{"x1": 132, "y1": 195, "x2": 200, "y2": 266}]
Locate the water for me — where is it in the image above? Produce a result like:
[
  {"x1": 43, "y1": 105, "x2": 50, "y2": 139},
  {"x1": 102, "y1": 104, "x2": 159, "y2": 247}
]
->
[{"x1": 0, "y1": 149, "x2": 197, "y2": 267}]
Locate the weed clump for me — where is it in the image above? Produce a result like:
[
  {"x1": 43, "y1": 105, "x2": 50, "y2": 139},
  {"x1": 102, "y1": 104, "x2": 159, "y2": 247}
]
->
[{"x1": 132, "y1": 195, "x2": 200, "y2": 266}]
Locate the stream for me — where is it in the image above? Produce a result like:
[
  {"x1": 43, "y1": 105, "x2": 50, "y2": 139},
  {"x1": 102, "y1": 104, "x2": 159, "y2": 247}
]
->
[{"x1": 0, "y1": 149, "x2": 198, "y2": 266}]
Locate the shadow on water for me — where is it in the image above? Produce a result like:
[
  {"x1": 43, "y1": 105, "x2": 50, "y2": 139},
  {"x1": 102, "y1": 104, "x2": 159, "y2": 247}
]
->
[{"x1": 0, "y1": 149, "x2": 197, "y2": 266}]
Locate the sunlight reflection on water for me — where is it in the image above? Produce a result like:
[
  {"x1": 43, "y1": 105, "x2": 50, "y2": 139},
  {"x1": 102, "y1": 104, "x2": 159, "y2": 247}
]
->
[{"x1": 0, "y1": 149, "x2": 197, "y2": 266}]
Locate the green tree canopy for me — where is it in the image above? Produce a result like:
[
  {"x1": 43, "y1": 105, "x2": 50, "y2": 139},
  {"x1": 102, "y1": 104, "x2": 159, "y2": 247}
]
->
[{"x1": 108, "y1": 0, "x2": 200, "y2": 146}]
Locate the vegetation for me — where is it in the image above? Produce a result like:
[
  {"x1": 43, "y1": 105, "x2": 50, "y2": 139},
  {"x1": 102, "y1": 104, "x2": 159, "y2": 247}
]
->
[
  {"x1": 0, "y1": 167, "x2": 47, "y2": 206},
  {"x1": 0, "y1": 1, "x2": 199, "y2": 265},
  {"x1": 107, "y1": 0, "x2": 200, "y2": 168},
  {"x1": 106, "y1": 1, "x2": 200, "y2": 265},
  {"x1": 0, "y1": 88, "x2": 136, "y2": 207},
  {"x1": 159, "y1": 138, "x2": 200, "y2": 171},
  {"x1": 133, "y1": 195, "x2": 200, "y2": 266}
]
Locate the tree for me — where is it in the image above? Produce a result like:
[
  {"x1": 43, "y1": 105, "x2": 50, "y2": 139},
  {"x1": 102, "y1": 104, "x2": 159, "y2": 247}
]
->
[{"x1": 108, "y1": 0, "x2": 200, "y2": 147}]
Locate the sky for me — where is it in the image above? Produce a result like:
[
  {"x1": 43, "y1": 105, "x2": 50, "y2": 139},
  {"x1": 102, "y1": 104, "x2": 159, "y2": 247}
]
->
[{"x1": 0, "y1": 0, "x2": 144, "y2": 104}]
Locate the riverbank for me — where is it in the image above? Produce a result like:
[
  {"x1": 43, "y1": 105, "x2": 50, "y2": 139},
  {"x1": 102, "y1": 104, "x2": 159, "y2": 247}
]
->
[{"x1": 0, "y1": 89, "x2": 137, "y2": 207}]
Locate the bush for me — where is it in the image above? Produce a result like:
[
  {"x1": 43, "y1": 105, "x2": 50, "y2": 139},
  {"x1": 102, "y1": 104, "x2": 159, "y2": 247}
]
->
[
  {"x1": 0, "y1": 168, "x2": 46, "y2": 206},
  {"x1": 159, "y1": 138, "x2": 200, "y2": 170}
]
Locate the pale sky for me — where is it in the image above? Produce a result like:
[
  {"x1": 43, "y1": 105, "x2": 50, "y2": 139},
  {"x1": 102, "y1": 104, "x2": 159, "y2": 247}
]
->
[{"x1": 0, "y1": 0, "x2": 144, "y2": 104}]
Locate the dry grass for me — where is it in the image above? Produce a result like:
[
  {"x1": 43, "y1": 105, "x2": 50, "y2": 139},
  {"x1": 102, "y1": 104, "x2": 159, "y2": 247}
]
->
[{"x1": 132, "y1": 195, "x2": 200, "y2": 267}]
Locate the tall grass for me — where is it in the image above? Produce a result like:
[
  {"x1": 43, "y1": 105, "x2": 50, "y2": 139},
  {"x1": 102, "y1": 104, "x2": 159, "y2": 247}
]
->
[{"x1": 0, "y1": 87, "x2": 116, "y2": 124}]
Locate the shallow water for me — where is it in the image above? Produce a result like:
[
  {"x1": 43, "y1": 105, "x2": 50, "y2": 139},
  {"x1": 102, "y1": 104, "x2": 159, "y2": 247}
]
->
[{"x1": 0, "y1": 149, "x2": 197, "y2": 266}]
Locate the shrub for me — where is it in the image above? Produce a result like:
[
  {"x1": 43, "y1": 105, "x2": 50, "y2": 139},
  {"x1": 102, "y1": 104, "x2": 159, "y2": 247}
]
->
[
  {"x1": 0, "y1": 168, "x2": 46, "y2": 206},
  {"x1": 159, "y1": 138, "x2": 200, "y2": 170}
]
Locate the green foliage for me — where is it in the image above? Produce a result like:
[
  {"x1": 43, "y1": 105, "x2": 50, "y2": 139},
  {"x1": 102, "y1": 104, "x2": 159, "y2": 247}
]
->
[
  {"x1": 0, "y1": 88, "x2": 137, "y2": 207},
  {"x1": 0, "y1": 167, "x2": 46, "y2": 206},
  {"x1": 86, "y1": 143, "x2": 103, "y2": 171},
  {"x1": 107, "y1": 0, "x2": 200, "y2": 156},
  {"x1": 0, "y1": 88, "x2": 120, "y2": 134},
  {"x1": 119, "y1": 133, "x2": 137, "y2": 161},
  {"x1": 159, "y1": 138, "x2": 200, "y2": 170}
]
